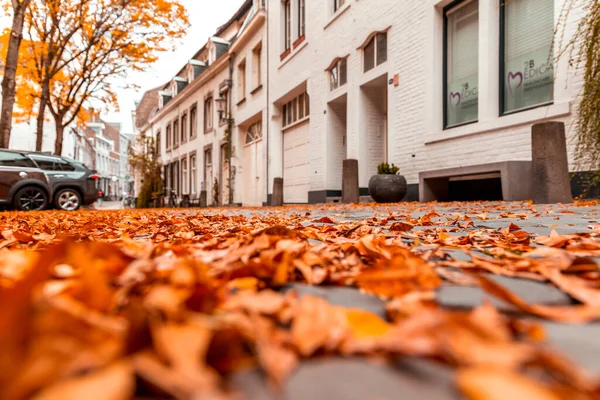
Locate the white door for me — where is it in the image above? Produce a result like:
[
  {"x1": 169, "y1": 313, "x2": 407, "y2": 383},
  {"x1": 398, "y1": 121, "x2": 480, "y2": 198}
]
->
[
  {"x1": 221, "y1": 145, "x2": 229, "y2": 205},
  {"x1": 242, "y1": 121, "x2": 264, "y2": 206},
  {"x1": 204, "y1": 149, "x2": 213, "y2": 205},
  {"x1": 283, "y1": 122, "x2": 310, "y2": 203}
]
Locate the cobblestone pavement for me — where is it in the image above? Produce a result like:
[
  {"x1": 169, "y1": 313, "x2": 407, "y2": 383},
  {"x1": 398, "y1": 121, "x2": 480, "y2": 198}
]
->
[{"x1": 203, "y1": 201, "x2": 600, "y2": 400}]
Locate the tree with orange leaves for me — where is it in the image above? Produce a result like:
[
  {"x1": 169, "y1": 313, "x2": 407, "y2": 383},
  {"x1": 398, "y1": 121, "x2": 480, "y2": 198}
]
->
[
  {"x1": 3, "y1": 0, "x2": 188, "y2": 154},
  {"x1": 0, "y1": 0, "x2": 33, "y2": 149}
]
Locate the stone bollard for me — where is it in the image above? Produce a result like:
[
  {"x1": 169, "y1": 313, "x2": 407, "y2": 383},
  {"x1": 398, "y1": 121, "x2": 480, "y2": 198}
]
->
[
  {"x1": 342, "y1": 159, "x2": 359, "y2": 204},
  {"x1": 200, "y1": 190, "x2": 208, "y2": 208},
  {"x1": 531, "y1": 121, "x2": 572, "y2": 204},
  {"x1": 272, "y1": 177, "x2": 284, "y2": 206}
]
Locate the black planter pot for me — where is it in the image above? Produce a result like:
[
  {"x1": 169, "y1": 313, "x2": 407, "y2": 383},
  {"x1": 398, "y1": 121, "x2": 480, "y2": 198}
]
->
[{"x1": 368, "y1": 174, "x2": 408, "y2": 203}]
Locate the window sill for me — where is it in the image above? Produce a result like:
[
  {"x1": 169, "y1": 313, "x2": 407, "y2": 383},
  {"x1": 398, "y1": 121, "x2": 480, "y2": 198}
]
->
[
  {"x1": 280, "y1": 48, "x2": 291, "y2": 61},
  {"x1": 250, "y1": 84, "x2": 263, "y2": 95},
  {"x1": 324, "y1": 3, "x2": 351, "y2": 30},
  {"x1": 236, "y1": 97, "x2": 247, "y2": 106},
  {"x1": 282, "y1": 116, "x2": 310, "y2": 132},
  {"x1": 425, "y1": 101, "x2": 571, "y2": 145},
  {"x1": 204, "y1": 128, "x2": 214, "y2": 135},
  {"x1": 278, "y1": 40, "x2": 308, "y2": 70},
  {"x1": 293, "y1": 35, "x2": 305, "y2": 49}
]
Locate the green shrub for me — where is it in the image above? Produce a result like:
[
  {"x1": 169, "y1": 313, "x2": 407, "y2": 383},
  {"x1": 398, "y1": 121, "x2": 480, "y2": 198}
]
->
[{"x1": 377, "y1": 162, "x2": 400, "y2": 175}]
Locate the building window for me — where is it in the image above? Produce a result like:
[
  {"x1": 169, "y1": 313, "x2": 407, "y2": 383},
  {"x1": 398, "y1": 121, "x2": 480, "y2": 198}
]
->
[
  {"x1": 298, "y1": 0, "x2": 305, "y2": 37},
  {"x1": 173, "y1": 120, "x2": 179, "y2": 147},
  {"x1": 282, "y1": 92, "x2": 310, "y2": 128},
  {"x1": 238, "y1": 60, "x2": 246, "y2": 101},
  {"x1": 501, "y1": 0, "x2": 554, "y2": 114},
  {"x1": 245, "y1": 120, "x2": 263, "y2": 145},
  {"x1": 156, "y1": 130, "x2": 161, "y2": 155},
  {"x1": 166, "y1": 124, "x2": 172, "y2": 149},
  {"x1": 204, "y1": 97, "x2": 213, "y2": 132},
  {"x1": 175, "y1": 160, "x2": 180, "y2": 196},
  {"x1": 252, "y1": 44, "x2": 262, "y2": 89},
  {"x1": 444, "y1": 0, "x2": 479, "y2": 128},
  {"x1": 329, "y1": 57, "x2": 347, "y2": 90},
  {"x1": 181, "y1": 114, "x2": 187, "y2": 143},
  {"x1": 190, "y1": 154, "x2": 197, "y2": 193},
  {"x1": 284, "y1": 0, "x2": 291, "y2": 51},
  {"x1": 334, "y1": 0, "x2": 345, "y2": 12},
  {"x1": 181, "y1": 157, "x2": 188, "y2": 195},
  {"x1": 364, "y1": 32, "x2": 387, "y2": 72},
  {"x1": 190, "y1": 104, "x2": 197, "y2": 138}
]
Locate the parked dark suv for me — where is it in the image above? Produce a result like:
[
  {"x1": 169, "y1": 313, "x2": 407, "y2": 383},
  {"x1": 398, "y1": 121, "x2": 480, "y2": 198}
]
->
[
  {"x1": 0, "y1": 150, "x2": 52, "y2": 211},
  {"x1": 26, "y1": 153, "x2": 99, "y2": 211}
]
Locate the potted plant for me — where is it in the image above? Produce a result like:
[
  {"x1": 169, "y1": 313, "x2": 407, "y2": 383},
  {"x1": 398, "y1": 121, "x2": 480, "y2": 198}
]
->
[{"x1": 368, "y1": 162, "x2": 408, "y2": 203}]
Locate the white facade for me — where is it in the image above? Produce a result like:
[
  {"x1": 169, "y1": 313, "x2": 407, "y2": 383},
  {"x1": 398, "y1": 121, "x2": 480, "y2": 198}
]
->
[
  {"x1": 145, "y1": 0, "x2": 588, "y2": 206},
  {"x1": 264, "y1": 0, "x2": 586, "y2": 203},
  {"x1": 151, "y1": 0, "x2": 265, "y2": 206}
]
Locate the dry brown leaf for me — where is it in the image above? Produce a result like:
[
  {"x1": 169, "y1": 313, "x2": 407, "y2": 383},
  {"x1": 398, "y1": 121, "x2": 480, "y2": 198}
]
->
[
  {"x1": 30, "y1": 361, "x2": 134, "y2": 400},
  {"x1": 291, "y1": 295, "x2": 348, "y2": 356},
  {"x1": 457, "y1": 366, "x2": 560, "y2": 400}
]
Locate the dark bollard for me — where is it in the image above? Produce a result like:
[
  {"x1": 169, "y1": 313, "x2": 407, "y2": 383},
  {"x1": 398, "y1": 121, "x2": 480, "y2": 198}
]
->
[
  {"x1": 531, "y1": 121, "x2": 572, "y2": 204},
  {"x1": 272, "y1": 177, "x2": 284, "y2": 206},
  {"x1": 342, "y1": 159, "x2": 359, "y2": 204},
  {"x1": 200, "y1": 190, "x2": 208, "y2": 208}
]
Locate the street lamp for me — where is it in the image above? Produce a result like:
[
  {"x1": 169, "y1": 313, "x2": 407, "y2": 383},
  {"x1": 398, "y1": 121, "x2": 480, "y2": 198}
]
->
[{"x1": 215, "y1": 96, "x2": 229, "y2": 121}]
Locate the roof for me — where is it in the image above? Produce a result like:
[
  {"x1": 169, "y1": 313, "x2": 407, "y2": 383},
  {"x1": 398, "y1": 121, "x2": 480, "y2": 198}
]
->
[
  {"x1": 171, "y1": 0, "x2": 253, "y2": 83},
  {"x1": 134, "y1": 86, "x2": 162, "y2": 129},
  {"x1": 215, "y1": 0, "x2": 253, "y2": 37}
]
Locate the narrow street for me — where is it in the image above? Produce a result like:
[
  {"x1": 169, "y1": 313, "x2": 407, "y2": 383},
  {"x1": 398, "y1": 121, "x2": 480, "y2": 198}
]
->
[{"x1": 1, "y1": 201, "x2": 599, "y2": 399}]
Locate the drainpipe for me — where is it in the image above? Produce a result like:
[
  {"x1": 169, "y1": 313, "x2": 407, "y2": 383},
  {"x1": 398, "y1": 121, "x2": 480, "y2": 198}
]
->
[
  {"x1": 265, "y1": 0, "x2": 270, "y2": 205},
  {"x1": 228, "y1": 55, "x2": 234, "y2": 205}
]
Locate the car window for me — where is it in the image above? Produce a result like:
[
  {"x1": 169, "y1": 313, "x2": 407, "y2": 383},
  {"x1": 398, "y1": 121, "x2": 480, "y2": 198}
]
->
[
  {"x1": 57, "y1": 159, "x2": 76, "y2": 171},
  {"x1": 0, "y1": 151, "x2": 38, "y2": 168},
  {"x1": 31, "y1": 157, "x2": 57, "y2": 171}
]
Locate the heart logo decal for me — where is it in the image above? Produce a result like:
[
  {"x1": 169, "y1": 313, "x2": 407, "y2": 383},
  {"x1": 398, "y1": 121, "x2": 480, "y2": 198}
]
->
[
  {"x1": 507, "y1": 72, "x2": 523, "y2": 96},
  {"x1": 449, "y1": 92, "x2": 461, "y2": 107}
]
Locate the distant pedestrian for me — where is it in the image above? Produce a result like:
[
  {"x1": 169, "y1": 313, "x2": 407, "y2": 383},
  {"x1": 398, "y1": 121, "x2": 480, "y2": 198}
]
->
[{"x1": 98, "y1": 190, "x2": 104, "y2": 207}]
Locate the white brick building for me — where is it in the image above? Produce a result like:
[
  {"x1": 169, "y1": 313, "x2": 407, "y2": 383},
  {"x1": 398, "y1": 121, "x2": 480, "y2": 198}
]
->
[
  {"x1": 141, "y1": 0, "x2": 589, "y2": 205},
  {"x1": 266, "y1": 0, "x2": 586, "y2": 203},
  {"x1": 148, "y1": 0, "x2": 266, "y2": 206}
]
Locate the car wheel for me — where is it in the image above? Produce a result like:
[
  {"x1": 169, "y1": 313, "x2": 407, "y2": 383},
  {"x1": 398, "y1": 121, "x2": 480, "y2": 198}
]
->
[
  {"x1": 13, "y1": 186, "x2": 48, "y2": 211},
  {"x1": 55, "y1": 189, "x2": 82, "y2": 211}
]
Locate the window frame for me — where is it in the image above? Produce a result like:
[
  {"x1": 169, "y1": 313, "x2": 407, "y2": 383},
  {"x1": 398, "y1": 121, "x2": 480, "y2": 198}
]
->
[
  {"x1": 190, "y1": 153, "x2": 197, "y2": 194},
  {"x1": 173, "y1": 119, "x2": 179, "y2": 147},
  {"x1": 442, "y1": 0, "x2": 479, "y2": 130},
  {"x1": 363, "y1": 32, "x2": 387, "y2": 73},
  {"x1": 238, "y1": 59, "x2": 246, "y2": 102},
  {"x1": 166, "y1": 124, "x2": 172, "y2": 150},
  {"x1": 329, "y1": 57, "x2": 348, "y2": 91},
  {"x1": 298, "y1": 0, "x2": 306, "y2": 38},
  {"x1": 204, "y1": 97, "x2": 214, "y2": 133},
  {"x1": 333, "y1": 0, "x2": 345, "y2": 13},
  {"x1": 181, "y1": 113, "x2": 187, "y2": 143},
  {"x1": 282, "y1": 92, "x2": 310, "y2": 129},
  {"x1": 498, "y1": 0, "x2": 554, "y2": 117},
  {"x1": 284, "y1": 0, "x2": 291, "y2": 51},
  {"x1": 252, "y1": 43, "x2": 262, "y2": 90},
  {"x1": 190, "y1": 104, "x2": 198, "y2": 139},
  {"x1": 181, "y1": 157, "x2": 188, "y2": 195}
]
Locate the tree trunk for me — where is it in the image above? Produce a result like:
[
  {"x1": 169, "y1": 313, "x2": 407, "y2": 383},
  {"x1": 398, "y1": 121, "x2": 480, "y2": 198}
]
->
[
  {"x1": 54, "y1": 120, "x2": 64, "y2": 156},
  {"x1": 35, "y1": 84, "x2": 50, "y2": 151},
  {"x1": 0, "y1": 0, "x2": 32, "y2": 148}
]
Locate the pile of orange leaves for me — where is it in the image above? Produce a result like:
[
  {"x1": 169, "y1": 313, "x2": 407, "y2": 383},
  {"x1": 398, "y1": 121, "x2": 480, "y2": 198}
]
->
[{"x1": 1, "y1": 202, "x2": 600, "y2": 399}]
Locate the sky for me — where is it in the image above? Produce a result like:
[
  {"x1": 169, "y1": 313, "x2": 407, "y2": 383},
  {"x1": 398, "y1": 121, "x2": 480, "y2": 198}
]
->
[
  {"x1": 0, "y1": 0, "x2": 245, "y2": 135},
  {"x1": 106, "y1": 0, "x2": 244, "y2": 134}
]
